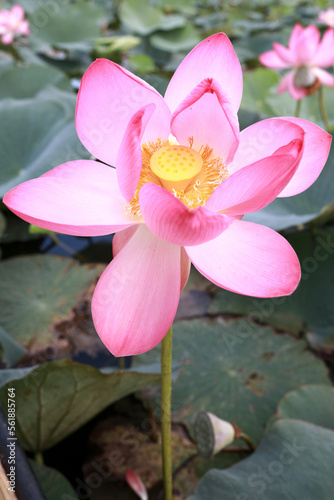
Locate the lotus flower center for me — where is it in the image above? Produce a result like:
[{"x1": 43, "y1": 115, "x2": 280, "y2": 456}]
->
[
  {"x1": 150, "y1": 145, "x2": 203, "y2": 191},
  {"x1": 294, "y1": 66, "x2": 316, "y2": 88},
  {"x1": 126, "y1": 138, "x2": 229, "y2": 217}
]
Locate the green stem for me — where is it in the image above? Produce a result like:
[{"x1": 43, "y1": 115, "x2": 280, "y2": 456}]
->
[
  {"x1": 240, "y1": 433, "x2": 256, "y2": 451},
  {"x1": 49, "y1": 233, "x2": 86, "y2": 262},
  {"x1": 295, "y1": 99, "x2": 302, "y2": 118},
  {"x1": 35, "y1": 452, "x2": 44, "y2": 465},
  {"x1": 49, "y1": 233, "x2": 77, "y2": 256},
  {"x1": 318, "y1": 86, "x2": 331, "y2": 132},
  {"x1": 7, "y1": 44, "x2": 23, "y2": 63},
  {"x1": 118, "y1": 356, "x2": 125, "y2": 369},
  {"x1": 161, "y1": 326, "x2": 173, "y2": 500}
]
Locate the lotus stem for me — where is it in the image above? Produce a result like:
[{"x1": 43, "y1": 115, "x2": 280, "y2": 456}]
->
[
  {"x1": 34, "y1": 452, "x2": 44, "y2": 465},
  {"x1": 295, "y1": 99, "x2": 302, "y2": 118},
  {"x1": 240, "y1": 432, "x2": 256, "y2": 451},
  {"x1": 318, "y1": 86, "x2": 331, "y2": 132},
  {"x1": 161, "y1": 325, "x2": 173, "y2": 500}
]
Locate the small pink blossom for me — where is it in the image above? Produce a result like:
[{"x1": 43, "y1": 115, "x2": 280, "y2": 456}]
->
[
  {"x1": 318, "y1": 8, "x2": 334, "y2": 28},
  {"x1": 125, "y1": 470, "x2": 148, "y2": 500},
  {"x1": 0, "y1": 4, "x2": 30, "y2": 45},
  {"x1": 259, "y1": 24, "x2": 334, "y2": 99},
  {"x1": 4, "y1": 34, "x2": 331, "y2": 356}
]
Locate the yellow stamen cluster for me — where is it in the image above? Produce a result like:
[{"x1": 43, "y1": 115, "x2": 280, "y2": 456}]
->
[{"x1": 126, "y1": 138, "x2": 228, "y2": 217}]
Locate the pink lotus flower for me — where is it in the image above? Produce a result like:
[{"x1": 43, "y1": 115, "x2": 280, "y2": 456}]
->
[
  {"x1": 318, "y1": 8, "x2": 334, "y2": 28},
  {"x1": 3, "y1": 34, "x2": 331, "y2": 356},
  {"x1": 0, "y1": 4, "x2": 30, "y2": 45},
  {"x1": 259, "y1": 24, "x2": 334, "y2": 99}
]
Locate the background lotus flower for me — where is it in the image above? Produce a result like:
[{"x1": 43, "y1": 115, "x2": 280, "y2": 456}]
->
[
  {"x1": 318, "y1": 8, "x2": 334, "y2": 28},
  {"x1": 0, "y1": 4, "x2": 30, "y2": 45},
  {"x1": 259, "y1": 24, "x2": 334, "y2": 99},
  {"x1": 3, "y1": 33, "x2": 331, "y2": 356}
]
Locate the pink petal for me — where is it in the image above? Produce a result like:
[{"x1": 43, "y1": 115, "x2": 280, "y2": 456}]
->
[
  {"x1": 116, "y1": 103, "x2": 155, "y2": 202},
  {"x1": 18, "y1": 20, "x2": 30, "y2": 35},
  {"x1": 313, "y1": 28, "x2": 334, "y2": 66},
  {"x1": 206, "y1": 139, "x2": 303, "y2": 215},
  {"x1": 288, "y1": 24, "x2": 303, "y2": 51},
  {"x1": 114, "y1": 227, "x2": 190, "y2": 291},
  {"x1": 113, "y1": 225, "x2": 191, "y2": 293},
  {"x1": 228, "y1": 118, "x2": 304, "y2": 174},
  {"x1": 125, "y1": 470, "x2": 148, "y2": 500},
  {"x1": 139, "y1": 183, "x2": 234, "y2": 246},
  {"x1": 312, "y1": 67, "x2": 334, "y2": 87},
  {"x1": 276, "y1": 117, "x2": 332, "y2": 197},
  {"x1": 180, "y1": 248, "x2": 191, "y2": 291},
  {"x1": 277, "y1": 70, "x2": 306, "y2": 99},
  {"x1": 113, "y1": 226, "x2": 138, "y2": 258},
  {"x1": 0, "y1": 12, "x2": 10, "y2": 24},
  {"x1": 92, "y1": 225, "x2": 180, "y2": 356},
  {"x1": 11, "y1": 5, "x2": 24, "y2": 21},
  {"x1": 259, "y1": 50, "x2": 292, "y2": 69},
  {"x1": 294, "y1": 25, "x2": 320, "y2": 65},
  {"x1": 164, "y1": 33, "x2": 242, "y2": 113},
  {"x1": 76, "y1": 59, "x2": 171, "y2": 166},
  {"x1": 1, "y1": 32, "x2": 13, "y2": 44},
  {"x1": 318, "y1": 9, "x2": 334, "y2": 28},
  {"x1": 3, "y1": 160, "x2": 136, "y2": 236},
  {"x1": 272, "y1": 42, "x2": 295, "y2": 64},
  {"x1": 186, "y1": 220, "x2": 301, "y2": 298},
  {"x1": 170, "y1": 78, "x2": 239, "y2": 164}
]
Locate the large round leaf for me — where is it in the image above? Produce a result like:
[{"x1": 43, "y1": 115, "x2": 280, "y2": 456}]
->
[
  {"x1": 30, "y1": 2, "x2": 105, "y2": 50},
  {"x1": 134, "y1": 318, "x2": 330, "y2": 443},
  {"x1": 0, "y1": 255, "x2": 102, "y2": 346},
  {"x1": 150, "y1": 24, "x2": 199, "y2": 52},
  {"x1": 0, "y1": 65, "x2": 71, "y2": 99},
  {"x1": 241, "y1": 68, "x2": 280, "y2": 118},
  {"x1": 188, "y1": 420, "x2": 334, "y2": 500},
  {"x1": 0, "y1": 326, "x2": 26, "y2": 367},
  {"x1": 119, "y1": 0, "x2": 185, "y2": 36},
  {"x1": 275, "y1": 385, "x2": 334, "y2": 430},
  {"x1": 0, "y1": 360, "x2": 160, "y2": 452},
  {"x1": 0, "y1": 90, "x2": 90, "y2": 197}
]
